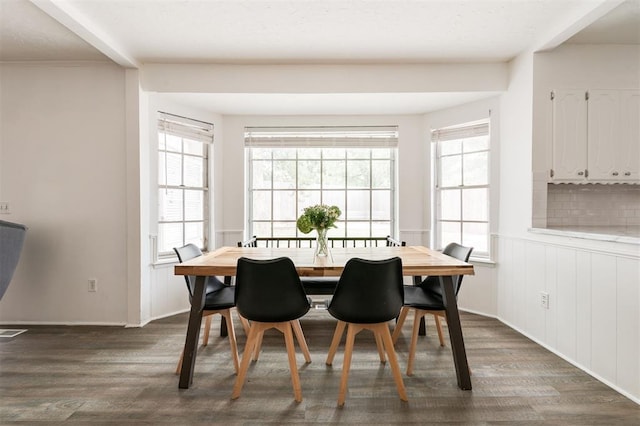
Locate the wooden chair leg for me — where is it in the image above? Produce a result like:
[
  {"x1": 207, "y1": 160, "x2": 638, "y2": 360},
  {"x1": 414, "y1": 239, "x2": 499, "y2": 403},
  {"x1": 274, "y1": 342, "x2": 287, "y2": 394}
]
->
[
  {"x1": 280, "y1": 322, "x2": 303, "y2": 403},
  {"x1": 433, "y1": 313, "x2": 445, "y2": 347},
  {"x1": 326, "y1": 320, "x2": 346, "y2": 365},
  {"x1": 337, "y1": 323, "x2": 358, "y2": 407},
  {"x1": 291, "y1": 319, "x2": 312, "y2": 364},
  {"x1": 407, "y1": 309, "x2": 426, "y2": 376},
  {"x1": 202, "y1": 315, "x2": 213, "y2": 346},
  {"x1": 253, "y1": 330, "x2": 264, "y2": 361},
  {"x1": 392, "y1": 306, "x2": 410, "y2": 344},
  {"x1": 377, "y1": 323, "x2": 408, "y2": 402},
  {"x1": 222, "y1": 309, "x2": 240, "y2": 374},
  {"x1": 374, "y1": 329, "x2": 386, "y2": 363},
  {"x1": 232, "y1": 322, "x2": 266, "y2": 399},
  {"x1": 237, "y1": 312, "x2": 251, "y2": 335}
]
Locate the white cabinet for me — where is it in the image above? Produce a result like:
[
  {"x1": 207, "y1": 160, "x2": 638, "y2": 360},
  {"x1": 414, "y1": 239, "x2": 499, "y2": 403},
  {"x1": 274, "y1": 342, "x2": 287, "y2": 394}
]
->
[
  {"x1": 551, "y1": 89, "x2": 588, "y2": 181},
  {"x1": 551, "y1": 89, "x2": 640, "y2": 183}
]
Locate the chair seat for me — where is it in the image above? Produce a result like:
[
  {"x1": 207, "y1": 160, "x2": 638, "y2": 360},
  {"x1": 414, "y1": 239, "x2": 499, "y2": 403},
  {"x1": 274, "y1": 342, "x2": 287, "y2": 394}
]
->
[
  {"x1": 203, "y1": 285, "x2": 235, "y2": 310},
  {"x1": 402, "y1": 285, "x2": 445, "y2": 311}
]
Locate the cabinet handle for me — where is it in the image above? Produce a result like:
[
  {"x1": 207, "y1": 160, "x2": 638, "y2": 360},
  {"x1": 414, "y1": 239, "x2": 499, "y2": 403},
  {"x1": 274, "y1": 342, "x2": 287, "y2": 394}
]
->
[
  {"x1": 577, "y1": 171, "x2": 584, "y2": 176},
  {"x1": 612, "y1": 171, "x2": 619, "y2": 176},
  {"x1": 625, "y1": 172, "x2": 631, "y2": 176}
]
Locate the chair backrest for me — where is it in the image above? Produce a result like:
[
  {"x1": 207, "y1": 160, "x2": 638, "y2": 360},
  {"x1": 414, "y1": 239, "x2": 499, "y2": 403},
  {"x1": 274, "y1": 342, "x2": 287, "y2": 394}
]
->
[
  {"x1": 420, "y1": 242, "x2": 473, "y2": 297},
  {"x1": 0, "y1": 220, "x2": 28, "y2": 300},
  {"x1": 328, "y1": 257, "x2": 404, "y2": 324},
  {"x1": 386, "y1": 235, "x2": 406, "y2": 247},
  {"x1": 174, "y1": 243, "x2": 226, "y2": 298},
  {"x1": 235, "y1": 257, "x2": 310, "y2": 322},
  {"x1": 237, "y1": 235, "x2": 257, "y2": 247}
]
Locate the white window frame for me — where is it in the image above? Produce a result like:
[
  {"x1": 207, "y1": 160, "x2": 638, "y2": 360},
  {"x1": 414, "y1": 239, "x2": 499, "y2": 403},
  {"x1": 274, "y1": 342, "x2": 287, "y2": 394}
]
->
[
  {"x1": 432, "y1": 120, "x2": 490, "y2": 258},
  {"x1": 244, "y1": 126, "x2": 398, "y2": 239},
  {"x1": 156, "y1": 112, "x2": 213, "y2": 258}
]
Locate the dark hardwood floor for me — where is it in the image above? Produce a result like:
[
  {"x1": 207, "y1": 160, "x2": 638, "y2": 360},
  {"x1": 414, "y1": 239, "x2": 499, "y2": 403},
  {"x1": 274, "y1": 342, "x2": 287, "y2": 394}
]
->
[{"x1": 1, "y1": 309, "x2": 638, "y2": 424}]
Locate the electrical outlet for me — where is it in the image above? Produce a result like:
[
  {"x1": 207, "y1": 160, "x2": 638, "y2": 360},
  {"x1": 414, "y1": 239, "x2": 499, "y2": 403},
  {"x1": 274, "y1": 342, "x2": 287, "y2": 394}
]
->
[
  {"x1": 540, "y1": 291, "x2": 549, "y2": 309},
  {"x1": 88, "y1": 279, "x2": 98, "y2": 292},
  {"x1": 0, "y1": 202, "x2": 9, "y2": 214}
]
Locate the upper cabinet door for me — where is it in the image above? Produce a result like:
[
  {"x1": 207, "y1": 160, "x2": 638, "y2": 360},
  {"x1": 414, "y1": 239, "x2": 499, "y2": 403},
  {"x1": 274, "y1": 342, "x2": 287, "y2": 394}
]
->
[
  {"x1": 589, "y1": 90, "x2": 640, "y2": 182},
  {"x1": 552, "y1": 89, "x2": 588, "y2": 181},
  {"x1": 588, "y1": 90, "x2": 620, "y2": 181},
  {"x1": 618, "y1": 90, "x2": 640, "y2": 181}
]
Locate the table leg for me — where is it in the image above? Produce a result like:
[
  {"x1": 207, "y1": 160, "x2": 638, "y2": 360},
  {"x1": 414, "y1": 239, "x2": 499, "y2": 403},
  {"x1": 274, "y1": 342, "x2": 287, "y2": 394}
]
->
[
  {"x1": 179, "y1": 275, "x2": 206, "y2": 389},
  {"x1": 439, "y1": 275, "x2": 472, "y2": 390}
]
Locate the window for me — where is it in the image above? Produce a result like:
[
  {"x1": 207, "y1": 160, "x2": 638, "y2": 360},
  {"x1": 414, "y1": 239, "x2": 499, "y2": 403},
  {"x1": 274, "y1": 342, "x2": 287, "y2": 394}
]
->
[
  {"x1": 432, "y1": 121, "x2": 490, "y2": 257},
  {"x1": 157, "y1": 112, "x2": 213, "y2": 257},
  {"x1": 245, "y1": 126, "x2": 398, "y2": 238}
]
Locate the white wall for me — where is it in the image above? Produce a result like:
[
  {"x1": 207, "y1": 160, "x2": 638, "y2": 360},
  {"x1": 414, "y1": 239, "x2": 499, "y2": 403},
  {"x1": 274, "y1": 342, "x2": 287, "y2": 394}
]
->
[
  {"x1": 0, "y1": 62, "x2": 130, "y2": 325},
  {"x1": 498, "y1": 50, "x2": 640, "y2": 403}
]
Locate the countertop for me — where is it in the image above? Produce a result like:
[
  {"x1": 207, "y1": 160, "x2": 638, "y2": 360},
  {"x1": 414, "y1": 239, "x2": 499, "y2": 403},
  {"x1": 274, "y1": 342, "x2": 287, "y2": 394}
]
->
[{"x1": 529, "y1": 226, "x2": 640, "y2": 245}]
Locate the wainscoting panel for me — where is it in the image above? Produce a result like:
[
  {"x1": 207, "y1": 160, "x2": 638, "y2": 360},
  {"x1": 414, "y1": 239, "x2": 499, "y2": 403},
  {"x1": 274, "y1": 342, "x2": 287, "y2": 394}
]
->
[{"x1": 497, "y1": 235, "x2": 640, "y2": 403}]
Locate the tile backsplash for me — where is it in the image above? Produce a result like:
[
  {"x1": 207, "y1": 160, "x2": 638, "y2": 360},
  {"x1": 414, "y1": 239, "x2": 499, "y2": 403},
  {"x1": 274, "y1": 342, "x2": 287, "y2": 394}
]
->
[{"x1": 547, "y1": 184, "x2": 640, "y2": 227}]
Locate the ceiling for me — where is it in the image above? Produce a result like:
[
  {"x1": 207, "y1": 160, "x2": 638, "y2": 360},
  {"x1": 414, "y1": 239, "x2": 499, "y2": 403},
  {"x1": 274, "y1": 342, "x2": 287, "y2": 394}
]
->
[{"x1": 1, "y1": 0, "x2": 638, "y2": 115}]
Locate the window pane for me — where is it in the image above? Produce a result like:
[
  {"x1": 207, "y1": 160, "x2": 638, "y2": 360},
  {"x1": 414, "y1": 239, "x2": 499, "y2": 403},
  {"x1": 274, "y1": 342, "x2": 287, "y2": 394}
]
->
[
  {"x1": 158, "y1": 131, "x2": 166, "y2": 150},
  {"x1": 372, "y1": 160, "x2": 391, "y2": 188},
  {"x1": 252, "y1": 160, "x2": 272, "y2": 189},
  {"x1": 184, "y1": 190, "x2": 203, "y2": 221},
  {"x1": 252, "y1": 221, "x2": 271, "y2": 237},
  {"x1": 298, "y1": 191, "x2": 321, "y2": 211},
  {"x1": 464, "y1": 151, "x2": 488, "y2": 186},
  {"x1": 183, "y1": 139, "x2": 204, "y2": 156},
  {"x1": 346, "y1": 190, "x2": 370, "y2": 220},
  {"x1": 273, "y1": 148, "x2": 296, "y2": 159},
  {"x1": 347, "y1": 148, "x2": 369, "y2": 159},
  {"x1": 372, "y1": 148, "x2": 391, "y2": 159},
  {"x1": 463, "y1": 135, "x2": 488, "y2": 153},
  {"x1": 345, "y1": 221, "x2": 369, "y2": 237},
  {"x1": 463, "y1": 222, "x2": 488, "y2": 253},
  {"x1": 252, "y1": 191, "x2": 271, "y2": 220},
  {"x1": 462, "y1": 188, "x2": 488, "y2": 221},
  {"x1": 165, "y1": 152, "x2": 182, "y2": 186},
  {"x1": 252, "y1": 148, "x2": 272, "y2": 160},
  {"x1": 273, "y1": 222, "x2": 296, "y2": 237},
  {"x1": 440, "y1": 155, "x2": 461, "y2": 187},
  {"x1": 183, "y1": 155, "x2": 204, "y2": 187},
  {"x1": 322, "y1": 160, "x2": 345, "y2": 188},
  {"x1": 158, "y1": 223, "x2": 183, "y2": 253},
  {"x1": 441, "y1": 222, "x2": 461, "y2": 247},
  {"x1": 439, "y1": 140, "x2": 461, "y2": 156},
  {"x1": 372, "y1": 190, "x2": 390, "y2": 220},
  {"x1": 184, "y1": 222, "x2": 204, "y2": 247},
  {"x1": 298, "y1": 148, "x2": 321, "y2": 159},
  {"x1": 440, "y1": 189, "x2": 460, "y2": 221},
  {"x1": 298, "y1": 160, "x2": 321, "y2": 189},
  {"x1": 322, "y1": 148, "x2": 345, "y2": 159},
  {"x1": 372, "y1": 221, "x2": 391, "y2": 237},
  {"x1": 273, "y1": 191, "x2": 296, "y2": 220},
  {"x1": 158, "y1": 152, "x2": 167, "y2": 185},
  {"x1": 347, "y1": 160, "x2": 370, "y2": 188},
  {"x1": 159, "y1": 189, "x2": 183, "y2": 221},
  {"x1": 165, "y1": 134, "x2": 182, "y2": 153},
  {"x1": 321, "y1": 191, "x2": 345, "y2": 214},
  {"x1": 273, "y1": 160, "x2": 296, "y2": 189}
]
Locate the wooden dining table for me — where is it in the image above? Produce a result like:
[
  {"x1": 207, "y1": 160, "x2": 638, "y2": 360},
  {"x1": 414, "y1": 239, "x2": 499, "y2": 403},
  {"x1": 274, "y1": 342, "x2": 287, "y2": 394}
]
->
[{"x1": 174, "y1": 245, "x2": 475, "y2": 390}]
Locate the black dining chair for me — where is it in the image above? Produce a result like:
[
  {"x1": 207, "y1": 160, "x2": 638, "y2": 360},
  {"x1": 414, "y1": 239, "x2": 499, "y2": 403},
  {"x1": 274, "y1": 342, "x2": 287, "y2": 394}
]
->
[
  {"x1": 231, "y1": 257, "x2": 312, "y2": 403},
  {"x1": 325, "y1": 257, "x2": 407, "y2": 406},
  {"x1": 392, "y1": 242, "x2": 473, "y2": 376},
  {"x1": 173, "y1": 243, "x2": 250, "y2": 375}
]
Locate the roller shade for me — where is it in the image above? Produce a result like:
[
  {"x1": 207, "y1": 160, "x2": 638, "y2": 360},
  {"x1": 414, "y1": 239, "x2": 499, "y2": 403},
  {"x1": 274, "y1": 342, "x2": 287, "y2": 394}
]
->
[{"x1": 245, "y1": 126, "x2": 398, "y2": 148}]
